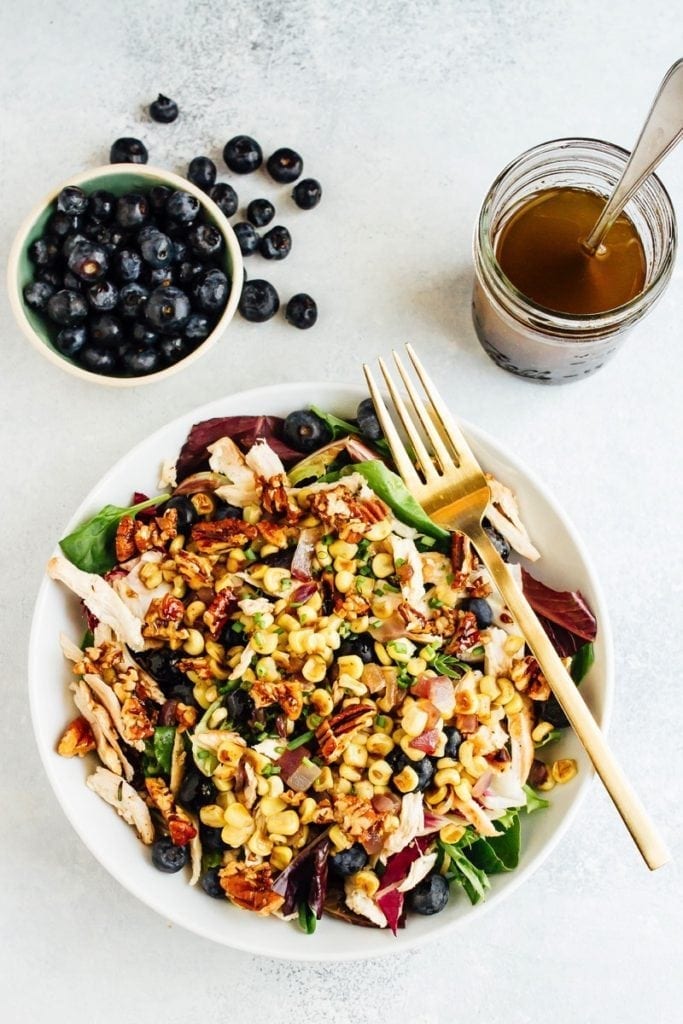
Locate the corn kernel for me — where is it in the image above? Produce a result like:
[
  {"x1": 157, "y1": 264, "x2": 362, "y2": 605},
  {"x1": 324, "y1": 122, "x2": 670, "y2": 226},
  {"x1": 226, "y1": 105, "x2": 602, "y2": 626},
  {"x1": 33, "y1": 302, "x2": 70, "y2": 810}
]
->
[
  {"x1": 204, "y1": 684, "x2": 218, "y2": 703},
  {"x1": 506, "y1": 693, "x2": 524, "y2": 715},
  {"x1": 367, "y1": 759, "x2": 392, "y2": 786},
  {"x1": 348, "y1": 613, "x2": 370, "y2": 633},
  {"x1": 247, "y1": 830, "x2": 273, "y2": 858},
  {"x1": 260, "y1": 543, "x2": 279, "y2": 558},
  {"x1": 329, "y1": 539, "x2": 358, "y2": 559},
  {"x1": 310, "y1": 688, "x2": 334, "y2": 716},
  {"x1": 439, "y1": 823, "x2": 465, "y2": 845},
  {"x1": 297, "y1": 605, "x2": 319, "y2": 626},
  {"x1": 299, "y1": 797, "x2": 318, "y2": 824},
  {"x1": 224, "y1": 803, "x2": 254, "y2": 829},
  {"x1": 183, "y1": 629, "x2": 205, "y2": 656},
  {"x1": 260, "y1": 795, "x2": 287, "y2": 817},
  {"x1": 252, "y1": 630, "x2": 278, "y2": 655},
  {"x1": 302, "y1": 654, "x2": 328, "y2": 684},
  {"x1": 454, "y1": 780, "x2": 472, "y2": 801},
  {"x1": 314, "y1": 542, "x2": 332, "y2": 568},
  {"x1": 339, "y1": 763, "x2": 362, "y2": 782},
  {"x1": 434, "y1": 767, "x2": 462, "y2": 788},
  {"x1": 337, "y1": 654, "x2": 364, "y2": 680},
  {"x1": 402, "y1": 704, "x2": 429, "y2": 738},
  {"x1": 365, "y1": 520, "x2": 393, "y2": 541},
  {"x1": 329, "y1": 825, "x2": 351, "y2": 851},
  {"x1": 208, "y1": 706, "x2": 228, "y2": 728},
  {"x1": 343, "y1": 742, "x2": 368, "y2": 769},
  {"x1": 371, "y1": 552, "x2": 394, "y2": 578},
  {"x1": 263, "y1": 567, "x2": 291, "y2": 595},
  {"x1": 479, "y1": 674, "x2": 500, "y2": 699},
  {"x1": 267, "y1": 775, "x2": 285, "y2": 798},
  {"x1": 313, "y1": 766, "x2": 333, "y2": 792},
  {"x1": 171, "y1": 575, "x2": 186, "y2": 598},
  {"x1": 537, "y1": 775, "x2": 556, "y2": 792},
  {"x1": 255, "y1": 656, "x2": 279, "y2": 683},
  {"x1": 406, "y1": 657, "x2": 427, "y2": 677},
  {"x1": 372, "y1": 596, "x2": 395, "y2": 620},
  {"x1": 335, "y1": 570, "x2": 355, "y2": 594},
  {"x1": 366, "y1": 733, "x2": 394, "y2": 757},
  {"x1": 222, "y1": 825, "x2": 254, "y2": 848},
  {"x1": 139, "y1": 562, "x2": 163, "y2": 590},
  {"x1": 531, "y1": 721, "x2": 555, "y2": 743},
  {"x1": 374, "y1": 641, "x2": 392, "y2": 666},
  {"x1": 199, "y1": 804, "x2": 225, "y2": 829},
  {"x1": 425, "y1": 786, "x2": 448, "y2": 806},
  {"x1": 184, "y1": 600, "x2": 206, "y2": 627},
  {"x1": 277, "y1": 612, "x2": 300, "y2": 632},
  {"x1": 242, "y1": 504, "x2": 261, "y2": 525},
  {"x1": 338, "y1": 673, "x2": 368, "y2": 697},
  {"x1": 393, "y1": 765, "x2": 419, "y2": 793},
  {"x1": 288, "y1": 628, "x2": 314, "y2": 655},
  {"x1": 551, "y1": 758, "x2": 578, "y2": 784},
  {"x1": 495, "y1": 678, "x2": 515, "y2": 706},
  {"x1": 334, "y1": 778, "x2": 353, "y2": 795},
  {"x1": 354, "y1": 870, "x2": 380, "y2": 897},
  {"x1": 266, "y1": 810, "x2": 299, "y2": 836},
  {"x1": 399, "y1": 735, "x2": 426, "y2": 762},
  {"x1": 270, "y1": 846, "x2": 293, "y2": 871},
  {"x1": 504, "y1": 634, "x2": 525, "y2": 656}
]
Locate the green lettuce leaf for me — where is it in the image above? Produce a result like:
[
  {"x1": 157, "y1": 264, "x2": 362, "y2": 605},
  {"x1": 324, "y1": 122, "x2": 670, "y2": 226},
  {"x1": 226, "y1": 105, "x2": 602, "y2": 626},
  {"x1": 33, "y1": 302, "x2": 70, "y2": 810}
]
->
[
  {"x1": 341, "y1": 461, "x2": 449, "y2": 541},
  {"x1": 59, "y1": 493, "x2": 169, "y2": 574}
]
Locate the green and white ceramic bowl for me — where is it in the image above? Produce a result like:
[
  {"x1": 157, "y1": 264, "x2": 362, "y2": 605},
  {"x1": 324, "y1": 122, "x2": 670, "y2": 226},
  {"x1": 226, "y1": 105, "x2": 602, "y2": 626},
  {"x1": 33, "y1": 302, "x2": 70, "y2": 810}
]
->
[{"x1": 7, "y1": 164, "x2": 243, "y2": 387}]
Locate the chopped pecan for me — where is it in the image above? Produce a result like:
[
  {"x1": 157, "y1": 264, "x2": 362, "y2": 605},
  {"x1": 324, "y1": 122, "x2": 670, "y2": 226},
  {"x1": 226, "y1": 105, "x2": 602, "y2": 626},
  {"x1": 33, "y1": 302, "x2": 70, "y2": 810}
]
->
[
  {"x1": 120, "y1": 695, "x2": 155, "y2": 742},
  {"x1": 143, "y1": 594, "x2": 189, "y2": 646},
  {"x1": 57, "y1": 715, "x2": 96, "y2": 757},
  {"x1": 467, "y1": 575, "x2": 493, "y2": 599},
  {"x1": 520, "y1": 657, "x2": 551, "y2": 701},
  {"x1": 219, "y1": 861, "x2": 284, "y2": 915},
  {"x1": 309, "y1": 486, "x2": 389, "y2": 540},
  {"x1": 331, "y1": 794, "x2": 388, "y2": 852},
  {"x1": 250, "y1": 678, "x2": 304, "y2": 720},
  {"x1": 256, "y1": 520, "x2": 291, "y2": 548},
  {"x1": 131, "y1": 509, "x2": 178, "y2": 554},
  {"x1": 175, "y1": 702, "x2": 198, "y2": 732},
  {"x1": 203, "y1": 588, "x2": 237, "y2": 638},
  {"x1": 260, "y1": 476, "x2": 301, "y2": 522},
  {"x1": 172, "y1": 549, "x2": 214, "y2": 589},
  {"x1": 145, "y1": 777, "x2": 197, "y2": 846},
  {"x1": 316, "y1": 703, "x2": 374, "y2": 762},
  {"x1": 190, "y1": 519, "x2": 257, "y2": 553},
  {"x1": 444, "y1": 610, "x2": 480, "y2": 655},
  {"x1": 115, "y1": 516, "x2": 136, "y2": 563},
  {"x1": 177, "y1": 655, "x2": 214, "y2": 681},
  {"x1": 333, "y1": 591, "x2": 371, "y2": 619}
]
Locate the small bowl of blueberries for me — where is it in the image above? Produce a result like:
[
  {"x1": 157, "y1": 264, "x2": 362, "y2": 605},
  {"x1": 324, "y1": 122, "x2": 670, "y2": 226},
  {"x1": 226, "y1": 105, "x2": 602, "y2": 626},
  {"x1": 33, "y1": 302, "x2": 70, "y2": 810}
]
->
[{"x1": 8, "y1": 163, "x2": 243, "y2": 385}]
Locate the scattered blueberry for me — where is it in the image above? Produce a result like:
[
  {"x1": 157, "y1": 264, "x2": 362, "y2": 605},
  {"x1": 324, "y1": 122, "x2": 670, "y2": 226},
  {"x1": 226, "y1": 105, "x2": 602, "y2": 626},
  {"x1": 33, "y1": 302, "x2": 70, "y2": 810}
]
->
[
  {"x1": 151, "y1": 836, "x2": 189, "y2": 873},
  {"x1": 149, "y1": 94, "x2": 179, "y2": 123},
  {"x1": 337, "y1": 631, "x2": 374, "y2": 663},
  {"x1": 285, "y1": 292, "x2": 317, "y2": 329},
  {"x1": 87, "y1": 279, "x2": 119, "y2": 312},
  {"x1": 223, "y1": 135, "x2": 263, "y2": 174},
  {"x1": 54, "y1": 325, "x2": 87, "y2": 358},
  {"x1": 292, "y1": 177, "x2": 322, "y2": 210},
  {"x1": 408, "y1": 874, "x2": 449, "y2": 915},
  {"x1": 145, "y1": 286, "x2": 191, "y2": 333},
  {"x1": 283, "y1": 409, "x2": 333, "y2": 452},
  {"x1": 442, "y1": 727, "x2": 462, "y2": 759},
  {"x1": 208, "y1": 182, "x2": 239, "y2": 218},
  {"x1": 247, "y1": 198, "x2": 275, "y2": 227},
  {"x1": 329, "y1": 843, "x2": 368, "y2": 877},
  {"x1": 165, "y1": 190, "x2": 200, "y2": 225},
  {"x1": 238, "y1": 279, "x2": 279, "y2": 322},
  {"x1": 110, "y1": 137, "x2": 149, "y2": 164},
  {"x1": 178, "y1": 771, "x2": 217, "y2": 813},
  {"x1": 233, "y1": 221, "x2": 259, "y2": 256},
  {"x1": 187, "y1": 155, "x2": 217, "y2": 191},
  {"x1": 23, "y1": 281, "x2": 54, "y2": 312},
  {"x1": 116, "y1": 193, "x2": 149, "y2": 230},
  {"x1": 357, "y1": 398, "x2": 382, "y2": 440},
  {"x1": 260, "y1": 225, "x2": 292, "y2": 260},
  {"x1": 266, "y1": 147, "x2": 303, "y2": 184},
  {"x1": 57, "y1": 186, "x2": 88, "y2": 217},
  {"x1": 162, "y1": 495, "x2": 199, "y2": 533},
  {"x1": 461, "y1": 597, "x2": 493, "y2": 629},
  {"x1": 46, "y1": 289, "x2": 88, "y2": 326}
]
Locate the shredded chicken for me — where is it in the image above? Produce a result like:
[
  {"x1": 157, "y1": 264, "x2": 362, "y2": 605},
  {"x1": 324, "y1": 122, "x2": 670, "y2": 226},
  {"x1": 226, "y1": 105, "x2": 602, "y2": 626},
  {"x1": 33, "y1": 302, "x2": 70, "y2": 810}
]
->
[
  {"x1": 70, "y1": 679, "x2": 134, "y2": 781},
  {"x1": 86, "y1": 767, "x2": 154, "y2": 844},
  {"x1": 485, "y1": 476, "x2": 540, "y2": 561},
  {"x1": 209, "y1": 436, "x2": 261, "y2": 507},
  {"x1": 344, "y1": 878, "x2": 388, "y2": 927},
  {"x1": 48, "y1": 555, "x2": 145, "y2": 651}
]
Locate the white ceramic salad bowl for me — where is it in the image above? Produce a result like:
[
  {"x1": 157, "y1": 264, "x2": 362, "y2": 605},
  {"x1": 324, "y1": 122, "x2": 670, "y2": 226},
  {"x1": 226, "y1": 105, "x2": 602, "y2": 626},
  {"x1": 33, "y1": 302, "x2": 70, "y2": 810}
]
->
[{"x1": 28, "y1": 381, "x2": 613, "y2": 961}]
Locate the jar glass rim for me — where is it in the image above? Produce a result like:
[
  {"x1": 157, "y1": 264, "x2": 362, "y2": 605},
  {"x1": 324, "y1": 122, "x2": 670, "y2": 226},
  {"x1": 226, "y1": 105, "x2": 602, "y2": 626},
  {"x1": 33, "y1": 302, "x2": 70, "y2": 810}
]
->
[{"x1": 476, "y1": 136, "x2": 677, "y2": 331}]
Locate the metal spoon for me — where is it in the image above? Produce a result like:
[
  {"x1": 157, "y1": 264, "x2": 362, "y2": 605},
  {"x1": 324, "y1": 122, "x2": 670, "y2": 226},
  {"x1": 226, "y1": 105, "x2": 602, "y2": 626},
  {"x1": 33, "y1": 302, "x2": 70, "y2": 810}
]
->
[{"x1": 583, "y1": 58, "x2": 683, "y2": 255}]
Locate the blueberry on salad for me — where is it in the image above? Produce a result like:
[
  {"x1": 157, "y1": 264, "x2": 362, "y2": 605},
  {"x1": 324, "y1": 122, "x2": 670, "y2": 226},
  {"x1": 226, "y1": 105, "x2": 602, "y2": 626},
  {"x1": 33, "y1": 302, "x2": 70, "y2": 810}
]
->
[
  {"x1": 149, "y1": 93, "x2": 179, "y2": 123},
  {"x1": 283, "y1": 409, "x2": 332, "y2": 452},
  {"x1": 356, "y1": 397, "x2": 382, "y2": 441},
  {"x1": 151, "y1": 837, "x2": 189, "y2": 873},
  {"x1": 408, "y1": 874, "x2": 449, "y2": 915}
]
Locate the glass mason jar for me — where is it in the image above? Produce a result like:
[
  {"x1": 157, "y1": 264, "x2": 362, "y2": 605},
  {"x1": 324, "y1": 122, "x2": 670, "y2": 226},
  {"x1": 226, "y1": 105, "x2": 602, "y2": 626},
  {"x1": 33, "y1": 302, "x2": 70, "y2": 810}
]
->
[{"x1": 472, "y1": 138, "x2": 677, "y2": 384}]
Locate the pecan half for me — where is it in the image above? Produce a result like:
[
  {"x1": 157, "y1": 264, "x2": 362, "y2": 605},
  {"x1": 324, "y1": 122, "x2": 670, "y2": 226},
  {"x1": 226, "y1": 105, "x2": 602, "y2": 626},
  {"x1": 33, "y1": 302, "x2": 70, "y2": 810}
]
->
[
  {"x1": 219, "y1": 862, "x2": 284, "y2": 915},
  {"x1": 444, "y1": 610, "x2": 480, "y2": 655},
  {"x1": 316, "y1": 704, "x2": 374, "y2": 762},
  {"x1": 57, "y1": 715, "x2": 96, "y2": 757},
  {"x1": 145, "y1": 777, "x2": 197, "y2": 846},
  {"x1": 190, "y1": 519, "x2": 257, "y2": 553},
  {"x1": 203, "y1": 588, "x2": 237, "y2": 638},
  {"x1": 115, "y1": 516, "x2": 136, "y2": 563}
]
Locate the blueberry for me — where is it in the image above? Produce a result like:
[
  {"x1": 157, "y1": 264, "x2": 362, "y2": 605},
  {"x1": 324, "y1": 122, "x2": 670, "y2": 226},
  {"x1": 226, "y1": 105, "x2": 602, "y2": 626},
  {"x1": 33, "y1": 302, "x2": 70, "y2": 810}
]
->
[
  {"x1": 143, "y1": 265, "x2": 176, "y2": 289},
  {"x1": 87, "y1": 279, "x2": 119, "y2": 312},
  {"x1": 162, "y1": 494, "x2": 198, "y2": 533},
  {"x1": 28, "y1": 236, "x2": 60, "y2": 267},
  {"x1": 165, "y1": 190, "x2": 200, "y2": 225},
  {"x1": 149, "y1": 184, "x2": 172, "y2": 213},
  {"x1": 283, "y1": 409, "x2": 332, "y2": 453},
  {"x1": 140, "y1": 230, "x2": 173, "y2": 267},
  {"x1": 199, "y1": 823, "x2": 227, "y2": 854},
  {"x1": 178, "y1": 771, "x2": 217, "y2": 814},
  {"x1": 145, "y1": 286, "x2": 191, "y2": 333},
  {"x1": 130, "y1": 323, "x2": 157, "y2": 347},
  {"x1": 178, "y1": 259, "x2": 204, "y2": 286},
  {"x1": 221, "y1": 620, "x2": 248, "y2": 648},
  {"x1": 285, "y1": 293, "x2": 317, "y2": 329},
  {"x1": 151, "y1": 836, "x2": 189, "y2": 873},
  {"x1": 413, "y1": 758, "x2": 435, "y2": 791},
  {"x1": 62, "y1": 271, "x2": 83, "y2": 292},
  {"x1": 483, "y1": 521, "x2": 510, "y2": 562},
  {"x1": 226, "y1": 689, "x2": 255, "y2": 726},
  {"x1": 89, "y1": 190, "x2": 116, "y2": 222},
  {"x1": 23, "y1": 281, "x2": 54, "y2": 312},
  {"x1": 170, "y1": 238, "x2": 187, "y2": 264},
  {"x1": 189, "y1": 268, "x2": 229, "y2": 311},
  {"x1": 57, "y1": 185, "x2": 88, "y2": 216},
  {"x1": 114, "y1": 248, "x2": 143, "y2": 283},
  {"x1": 46, "y1": 289, "x2": 88, "y2": 326},
  {"x1": 37, "y1": 268, "x2": 62, "y2": 289},
  {"x1": 329, "y1": 843, "x2": 368, "y2": 877},
  {"x1": 134, "y1": 648, "x2": 186, "y2": 691},
  {"x1": 137, "y1": 223, "x2": 162, "y2": 244},
  {"x1": 118, "y1": 282, "x2": 149, "y2": 318},
  {"x1": 184, "y1": 312, "x2": 211, "y2": 342},
  {"x1": 260, "y1": 225, "x2": 292, "y2": 261},
  {"x1": 159, "y1": 334, "x2": 190, "y2": 365},
  {"x1": 233, "y1": 221, "x2": 259, "y2": 256},
  {"x1": 337, "y1": 632, "x2": 374, "y2": 663},
  {"x1": 408, "y1": 873, "x2": 449, "y2": 915},
  {"x1": 292, "y1": 178, "x2": 322, "y2": 210},
  {"x1": 121, "y1": 345, "x2": 163, "y2": 376},
  {"x1": 214, "y1": 501, "x2": 243, "y2": 520},
  {"x1": 247, "y1": 198, "x2": 275, "y2": 228},
  {"x1": 187, "y1": 156, "x2": 216, "y2": 191},
  {"x1": 357, "y1": 398, "x2": 382, "y2": 441},
  {"x1": 461, "y1": 597, "x2": 493, "y2": 629},
  {"x1": 48, "y1": 211, "x2": 80, "y2": 238},
  {"x1": 67, "y1": 240, "x2": 108, "y2": 281},
  {"x1": 55, "y1": 325, "x2": 87, "y2": 358},
  {"x1": 239, "y1": 279, "x2": 279, "y2": 323},
  {"x1": 149, "y1": 94, "x2": 178, "y2": 123},
  {"x1": 62, "y1": 232, "x2": 87, "y2": 260},
  {"x1": 223, "y1": 135, "x2": 263, "y2": 174},
  {"x1": 90, "y1": 313, "x2": 123, "y2": 348},
  {"x1": 116, "y1": 193, "x2": 149, "y2": 230},
  {"x1": 79, "y1": 344, "x2": 118, "y2": 374},
  {"x1": 85, "y1": 222, "x2": 116, "y2": 249},
  {"x1": 201, "y1": 867, "x2": 225, "y2": 899},
  {"x1": 540, "y1": 695, "x2": 569, "y2": 730},
  {"x1": 208, "y1": 182, "x2": 239, "y2": 218},
  {"x1": 110, "y1": 137, "x2": 148, "y2": 164},
  {"x1": 187, "y1": 222, "x2": 223, "y2": 259},
  {"x1": 266, "y1": 147, "x2": 303, "y2": 184},
  {"x1": 442, "y1": 727, "x2": 462, "y2": 759},
  {"x1": 387, "y1": 749, "x2": 433, "y2": 792}
]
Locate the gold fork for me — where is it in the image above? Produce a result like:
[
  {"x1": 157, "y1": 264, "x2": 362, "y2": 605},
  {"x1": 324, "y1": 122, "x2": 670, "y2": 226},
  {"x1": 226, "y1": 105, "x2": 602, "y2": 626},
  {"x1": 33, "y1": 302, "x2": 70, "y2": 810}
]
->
[{"x1": 364, "y1": 344, "x2": 669, "y2": 870}]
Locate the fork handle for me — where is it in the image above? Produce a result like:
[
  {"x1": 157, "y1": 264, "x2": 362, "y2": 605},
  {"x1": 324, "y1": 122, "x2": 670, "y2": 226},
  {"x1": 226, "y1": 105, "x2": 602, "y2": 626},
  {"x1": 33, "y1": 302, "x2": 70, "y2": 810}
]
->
[{"x1": 467, "y1": 524, "x2": 670, "y2": 871}]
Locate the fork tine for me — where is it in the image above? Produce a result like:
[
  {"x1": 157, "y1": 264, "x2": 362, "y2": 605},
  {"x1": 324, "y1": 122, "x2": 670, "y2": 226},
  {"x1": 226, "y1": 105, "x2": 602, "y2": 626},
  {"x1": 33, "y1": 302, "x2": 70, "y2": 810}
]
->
[
  {"x1": 377, "y1": 358, "x2": 439, "y2": 482},
  {"x1": 391, "y1": 350, "x2": 455, "y2": 474},
  {"x1": 405, "y1": 343, "x2": 481, "y2": 471},
  {"x1": 363, "y1": 364, "x2": 422, "y2": 489}
]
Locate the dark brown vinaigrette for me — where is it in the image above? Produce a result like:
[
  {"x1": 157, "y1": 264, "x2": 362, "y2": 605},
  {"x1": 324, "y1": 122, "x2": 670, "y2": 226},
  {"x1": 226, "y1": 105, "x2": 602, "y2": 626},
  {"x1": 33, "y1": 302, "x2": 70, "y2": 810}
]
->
[{"x1": 495, "y1": 187, "x2": 647, "y2": 315}]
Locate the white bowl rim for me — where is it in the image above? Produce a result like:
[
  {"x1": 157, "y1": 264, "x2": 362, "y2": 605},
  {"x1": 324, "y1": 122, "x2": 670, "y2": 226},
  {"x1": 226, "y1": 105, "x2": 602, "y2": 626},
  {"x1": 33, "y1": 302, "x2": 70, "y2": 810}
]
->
[
  {"x1": 7, "y1": 163, "x2": 244, "y2": 388},
  {"x1": 28, "y1": 380, "x2": 614, "y2": 961}
]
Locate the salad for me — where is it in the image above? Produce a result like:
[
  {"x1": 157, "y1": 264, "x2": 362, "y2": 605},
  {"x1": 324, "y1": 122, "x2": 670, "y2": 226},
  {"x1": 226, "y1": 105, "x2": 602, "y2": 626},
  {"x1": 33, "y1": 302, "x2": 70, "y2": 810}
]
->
[{"x1": 48, "y1": 400, "x2": 597, "y2": 934}]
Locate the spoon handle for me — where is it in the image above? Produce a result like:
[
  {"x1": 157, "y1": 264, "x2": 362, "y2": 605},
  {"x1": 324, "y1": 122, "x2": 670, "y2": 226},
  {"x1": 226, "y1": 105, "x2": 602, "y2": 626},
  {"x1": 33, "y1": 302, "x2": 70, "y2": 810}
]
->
[{"x1": 583, "y1": 58, "x2": 683, "y2": 254}]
